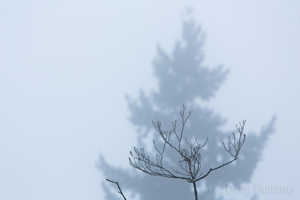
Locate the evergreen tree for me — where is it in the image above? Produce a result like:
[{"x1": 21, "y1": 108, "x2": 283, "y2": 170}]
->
[{"x1": 99, "y1": 12, "x2": 276, "y2": 200}]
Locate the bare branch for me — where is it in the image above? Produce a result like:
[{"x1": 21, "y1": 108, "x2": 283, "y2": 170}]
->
[
  {"x1": 106, "y1": 179, "x2": 127, "y2": 200},
  {"x1": 222, "y1": 120, "x2": 246, "y2": 158},
  {"x1": 195, "y1": 120, "x2": 247, "y2": 182}
]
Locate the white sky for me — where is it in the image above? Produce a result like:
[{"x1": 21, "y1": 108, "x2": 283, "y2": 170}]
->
[{"x1": 0, "y1": 1, "x2": 299, "y2": 200}]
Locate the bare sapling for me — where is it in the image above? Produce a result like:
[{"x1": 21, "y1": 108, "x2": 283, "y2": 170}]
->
[{"x1": 107, "y1": 105, "x2": 246, "y2": 200}]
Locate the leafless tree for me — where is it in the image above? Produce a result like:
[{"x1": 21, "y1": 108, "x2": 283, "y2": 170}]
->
[{"x1": 107, "y1": 105, "x2": 246, "y2": 200}]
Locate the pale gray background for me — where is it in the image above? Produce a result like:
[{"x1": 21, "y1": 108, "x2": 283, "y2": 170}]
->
[{"x1": 0, "y1": 1, "x2": 299, "y2": 200}]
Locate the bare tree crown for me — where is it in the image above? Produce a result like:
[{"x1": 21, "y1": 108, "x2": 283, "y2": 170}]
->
[
  {"x1": 129, "y1": 105, "x2": 246, "y2": 184},
  {"x1": 108, "y1": 106, "x2": 246, "y2": 200}
]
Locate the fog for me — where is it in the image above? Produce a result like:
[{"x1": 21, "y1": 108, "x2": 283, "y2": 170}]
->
[{"x1": 0, "y1": 1, "x2": 299, "y2": 200}]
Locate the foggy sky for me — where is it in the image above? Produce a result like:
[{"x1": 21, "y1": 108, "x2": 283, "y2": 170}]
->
[{"x1": 0, "y1": 1, "x2": 299, "y2": 200}]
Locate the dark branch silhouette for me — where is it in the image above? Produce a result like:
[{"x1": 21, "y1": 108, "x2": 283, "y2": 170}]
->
[{"x1": 106, "y1": 179, "x2": 127, "y2": 200}]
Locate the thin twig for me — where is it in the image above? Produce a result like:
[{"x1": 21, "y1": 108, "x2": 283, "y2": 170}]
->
[{"x1": 106, "y1": 179, "x2": 127, "y2": 200}]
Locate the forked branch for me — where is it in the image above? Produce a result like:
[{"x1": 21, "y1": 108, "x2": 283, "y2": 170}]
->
[{"x1": 106, "y1": 179, "x2": 127, "y2": 200}]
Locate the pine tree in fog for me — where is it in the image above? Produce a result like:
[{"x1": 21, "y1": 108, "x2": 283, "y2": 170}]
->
[{"x1": 99, "y1": 12, "x2": 276, "y2": 200}]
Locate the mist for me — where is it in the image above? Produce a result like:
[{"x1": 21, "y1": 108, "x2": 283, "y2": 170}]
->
[{"x1": 0, "y1": 1, "x2": 299, "y2": 200}]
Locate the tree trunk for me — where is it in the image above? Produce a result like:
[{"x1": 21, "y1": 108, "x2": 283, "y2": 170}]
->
[{"x1": 193, "y1": 182, "x2": 198, "y2": 200}]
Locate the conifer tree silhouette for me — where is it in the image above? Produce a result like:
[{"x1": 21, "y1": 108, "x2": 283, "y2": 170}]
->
[{"x1": 99, "y1": 11, "x2": 276, "y2": 200}]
